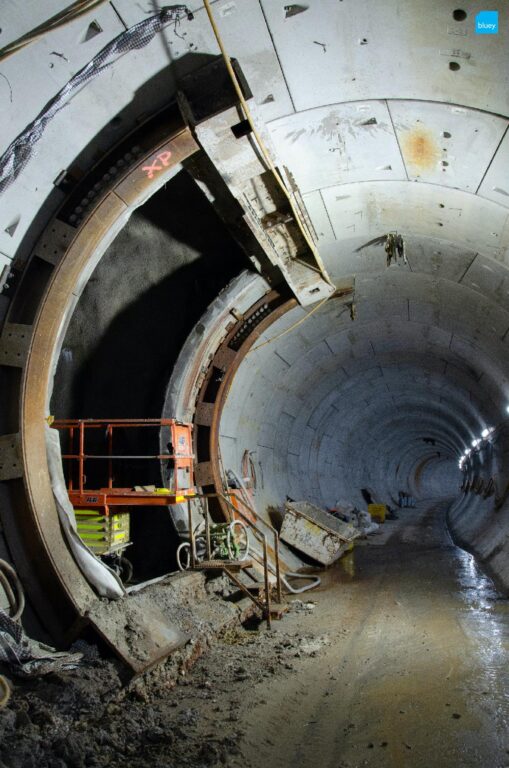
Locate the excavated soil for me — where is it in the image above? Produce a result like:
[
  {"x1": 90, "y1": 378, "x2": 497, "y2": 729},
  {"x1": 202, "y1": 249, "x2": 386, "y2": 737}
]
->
[{"x1": 1, "y1": 501, "x2": 508, "y2": 768}]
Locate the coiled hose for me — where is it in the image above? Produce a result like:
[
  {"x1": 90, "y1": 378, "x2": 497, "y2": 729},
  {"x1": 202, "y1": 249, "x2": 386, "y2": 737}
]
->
[
  {"x1": 0, "y1": 675, "x2": 10, "y2": 709},
  {"x1": 0, "y1": 559, "x2": 25, "y2": 621}
]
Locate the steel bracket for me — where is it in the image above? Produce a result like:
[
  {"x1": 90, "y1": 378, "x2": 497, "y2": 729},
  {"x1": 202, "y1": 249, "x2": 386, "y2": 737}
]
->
[
  {"x1": 0, "y1": 324, "x2": 31, "y2": 368},
  {"x1": 0, "y1": 434, "x2": 22, "y2": 481},
  {"x1": 179, "y1": 61, "x2": 334, "y2": 306},
  {"x1": 34, "y1": 219, "x2": 76, "y2": 266},
  {"x1": 195, "y1": 461, "x2": 215, "y2": 486}
]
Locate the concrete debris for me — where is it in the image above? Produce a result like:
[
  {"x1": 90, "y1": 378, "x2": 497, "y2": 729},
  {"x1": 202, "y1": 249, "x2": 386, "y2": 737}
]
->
[
  {"x1": 331, "y1": 503, "x2": 380, "y2": 536},
  {"x1": 289, "y1": 599, "x2": 316, "y2": 613},
  {"x1": 0, "y1": 622, "x2": 313, "y2": 768},
  {"x1": 299, "y1": 635, "x2": 331, "y2": 656}
]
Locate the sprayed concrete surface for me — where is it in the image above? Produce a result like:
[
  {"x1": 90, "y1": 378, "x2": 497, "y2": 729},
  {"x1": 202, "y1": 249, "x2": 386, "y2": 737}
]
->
[{"x1": 0, "y1": 502, "x2": 508, "y2": 768}]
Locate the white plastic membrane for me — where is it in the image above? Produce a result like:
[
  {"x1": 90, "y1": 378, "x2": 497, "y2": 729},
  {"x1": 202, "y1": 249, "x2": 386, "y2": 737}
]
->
[{"x1": 45, "y1": 425, "x2": 125, "y2": 600}]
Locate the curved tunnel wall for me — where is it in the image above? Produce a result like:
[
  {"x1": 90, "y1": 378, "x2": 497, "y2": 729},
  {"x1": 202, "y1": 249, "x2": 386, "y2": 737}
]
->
[
  {"x1": 1, "y1": 0, "x2": 509, "y2": 650},
  {"x1": 217, "y1": 283, "x2": 488, "y2": 514}
]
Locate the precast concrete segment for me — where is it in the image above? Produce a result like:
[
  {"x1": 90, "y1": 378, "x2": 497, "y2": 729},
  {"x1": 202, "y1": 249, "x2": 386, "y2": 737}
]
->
[{"x1": 413, "y1": 457, "x2": 460, "y2": 499}]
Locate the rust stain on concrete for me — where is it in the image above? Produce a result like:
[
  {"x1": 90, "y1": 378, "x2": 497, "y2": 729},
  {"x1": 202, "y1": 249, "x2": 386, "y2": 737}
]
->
[{"x1": 401, "y1": 126, "x2": 441, "y2": 171}]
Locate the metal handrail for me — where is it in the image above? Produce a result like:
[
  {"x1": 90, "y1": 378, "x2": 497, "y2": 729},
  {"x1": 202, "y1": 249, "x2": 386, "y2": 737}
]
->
[
  {"x1": 186, "y1": 492, "x2": 282, "y2": 628},
  {"x1": 52, "y1": 418, "x2": 194, "y2": 495},
  {"x1": 216, "y1": 493, "x2": 272, "y2": 621},
  {"x1": 220, "y1": 491, "x2": 282, "y2": 604}
]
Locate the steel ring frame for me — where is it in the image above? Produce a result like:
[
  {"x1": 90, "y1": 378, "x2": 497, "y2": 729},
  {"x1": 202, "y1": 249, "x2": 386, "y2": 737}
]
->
[{"x1": 0, "y1": 108, "x2": 199, "y2": 644}]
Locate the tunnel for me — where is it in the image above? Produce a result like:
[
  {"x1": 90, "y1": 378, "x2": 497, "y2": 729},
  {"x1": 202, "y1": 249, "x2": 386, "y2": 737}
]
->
[{"x1": 0, "y1": 1, "x2": 508, "y2": 766}]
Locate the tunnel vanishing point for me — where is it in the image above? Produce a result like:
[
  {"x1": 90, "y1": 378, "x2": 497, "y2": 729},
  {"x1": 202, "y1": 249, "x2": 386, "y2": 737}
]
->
[{"x1": 0, "y1": 0, "x2": 509, "y2": 676}]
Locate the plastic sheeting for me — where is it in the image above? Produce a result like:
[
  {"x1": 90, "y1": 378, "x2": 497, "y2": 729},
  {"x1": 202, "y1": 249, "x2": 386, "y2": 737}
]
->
[
  {"x1": 45, "y1": 424, "x2": 125, "y2": 599},
  {"x1": 0, "y1": 608, "x2": 83, "y2": 677},
  {"x1": 0, "y1": 6, "x2": 192, "y2": 194}
]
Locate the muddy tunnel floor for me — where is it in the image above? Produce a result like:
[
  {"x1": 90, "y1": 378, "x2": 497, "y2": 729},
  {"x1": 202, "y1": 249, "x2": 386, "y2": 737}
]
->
[{"x1": 1, "y1": 501, "x2": 508, "y2": 768}]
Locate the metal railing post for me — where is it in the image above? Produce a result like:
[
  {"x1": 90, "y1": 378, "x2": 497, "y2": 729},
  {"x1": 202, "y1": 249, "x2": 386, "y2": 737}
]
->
[
  {"x1": 263, "y1": 536, "x2": 271, "y2": 629},
  {"x1": 205, "y1": 498, "x2": 211, "y2": 560},
  {"x1": 274, "y1": 531, "x2": 282, "y2": 604},
  {"x1": 107, "y1": 424, "x2": 113, "y2": 489},
  {"x1": 188, "y1": 498, "x2": 196, "y2": 569},
  {"x1": 68, "y1": 426, "x2": 74, "y2": 491},
  {"x1": 79, "y1": 421, "x2": 84, "y2": 495}
]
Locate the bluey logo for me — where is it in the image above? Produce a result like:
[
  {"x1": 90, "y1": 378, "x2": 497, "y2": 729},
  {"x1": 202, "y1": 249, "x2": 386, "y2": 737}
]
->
[{"x1": 475, "y1": 10, "x2": 499, "y2": 34}]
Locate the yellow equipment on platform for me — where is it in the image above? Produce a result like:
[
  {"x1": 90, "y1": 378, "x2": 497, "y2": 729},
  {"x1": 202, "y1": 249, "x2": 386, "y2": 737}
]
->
[
  {"x1": 368, "y1": 504, "x2": 386, "y2": 523},
  {"x1": 75, "y1": 509, "x2": 130, "y2": 556}
]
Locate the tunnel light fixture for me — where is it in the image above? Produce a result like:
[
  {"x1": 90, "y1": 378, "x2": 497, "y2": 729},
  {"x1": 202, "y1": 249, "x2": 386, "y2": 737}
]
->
[{"x1": 471, "y1": 438, "x2": 481, "y2": 448}]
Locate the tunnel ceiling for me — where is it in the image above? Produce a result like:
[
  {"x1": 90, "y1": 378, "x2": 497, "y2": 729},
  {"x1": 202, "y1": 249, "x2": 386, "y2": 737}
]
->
[{"x1": 2, "y1": 1, "x2": 509, "y2": 513}]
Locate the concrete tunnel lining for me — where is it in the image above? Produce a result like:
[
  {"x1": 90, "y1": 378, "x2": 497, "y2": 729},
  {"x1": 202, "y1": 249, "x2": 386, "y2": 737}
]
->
[
  {"x1": 214, "y1": 284, "x2": 499, "y2": 515},
  {"x1": 1, "y1": 5, "x2": 509, "y2": 763},
  {"x1": 0, "y1": 0, "x2": 509, "y2": 665},
  {"x1": 23, "y1": 180, "x2": 509, "y2": 622}
]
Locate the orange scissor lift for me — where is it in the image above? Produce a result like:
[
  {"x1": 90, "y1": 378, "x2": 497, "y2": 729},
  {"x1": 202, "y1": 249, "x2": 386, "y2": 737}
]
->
[
  {"x1": 52, "y1": 419, "x2": 196, "y2": 559},
  {"x1": 52, "y1": 418, "x2": 283, "y2": 626}
]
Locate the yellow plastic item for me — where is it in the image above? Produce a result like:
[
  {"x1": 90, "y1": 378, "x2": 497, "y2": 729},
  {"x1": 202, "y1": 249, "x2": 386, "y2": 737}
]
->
[
  {"x1": 75, "y1": 509, "x2": 130, "y2": 555},
  {"x1": 368, "y1": 504, "x2": 386, "y2": 523}
]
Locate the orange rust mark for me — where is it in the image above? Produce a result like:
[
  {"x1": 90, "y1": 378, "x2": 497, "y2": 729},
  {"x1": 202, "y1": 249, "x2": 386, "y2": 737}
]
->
[{"x1": 401, "y1": 126, "x2": 441, "y2": 172}]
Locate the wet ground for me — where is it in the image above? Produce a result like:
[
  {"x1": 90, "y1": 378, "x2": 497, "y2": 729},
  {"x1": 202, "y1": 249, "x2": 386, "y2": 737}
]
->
[
  {"x1": 242, "y1": 501, "x2": 509, "y2": 768},
  {"x1": 1, "y1": 501, "x2": 508, "y2": 768}
]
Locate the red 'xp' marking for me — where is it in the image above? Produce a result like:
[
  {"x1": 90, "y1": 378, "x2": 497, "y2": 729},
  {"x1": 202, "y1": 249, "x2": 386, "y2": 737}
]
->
[{"x1": 142, "y1": 150, "x2": 173, "y2": 179}]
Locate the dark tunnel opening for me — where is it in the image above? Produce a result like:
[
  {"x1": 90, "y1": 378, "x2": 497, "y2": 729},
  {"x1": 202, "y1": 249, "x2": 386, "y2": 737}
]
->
[{"x1": 50, "y1": 168, "x2": 251, "y2": 581}]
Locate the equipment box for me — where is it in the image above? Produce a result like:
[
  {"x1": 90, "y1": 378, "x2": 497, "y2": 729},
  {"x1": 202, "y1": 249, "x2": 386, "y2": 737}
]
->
[
  {"x1": 281, "y1": 501, "x2": 359, "y2": 566},
  {"x1": 75, "y1": 509, "x2": 130, "y2": 556},
  {"x1": 368, "y1": 504, "x2": 386, "y2": 523}
]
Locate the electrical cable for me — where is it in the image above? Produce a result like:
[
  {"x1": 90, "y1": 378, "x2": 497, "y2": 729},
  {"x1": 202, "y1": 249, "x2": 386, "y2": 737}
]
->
[
  {"x1": 202, "y1": 0, "x2": 333, "y2": 289},
  {"x1": 281, "y1": 572, "x2": 321, "y2": 594},
  {"x1": 248, "y1": 294, "x2": 330, "y2": 353},
  {"x1": 0, "y1": 0, "x2": 109, "y2": 62},
  {"x1": 0, "y1": 570, "x2": 17, "y2": 618}
]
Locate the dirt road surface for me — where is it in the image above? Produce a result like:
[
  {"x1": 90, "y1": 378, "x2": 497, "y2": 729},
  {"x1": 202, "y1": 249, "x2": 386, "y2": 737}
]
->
[{"x1": 1, "y1": 501, "x2": 507, "y2": 768}]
